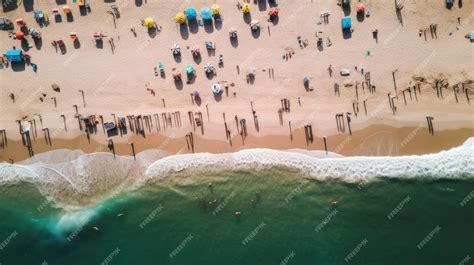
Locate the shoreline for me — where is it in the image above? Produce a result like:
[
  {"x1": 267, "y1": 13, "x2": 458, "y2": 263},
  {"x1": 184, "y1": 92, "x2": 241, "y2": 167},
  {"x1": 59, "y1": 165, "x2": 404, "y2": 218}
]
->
[{"x1": 1, "y1": 124, "x2": 472, "y2": 163}]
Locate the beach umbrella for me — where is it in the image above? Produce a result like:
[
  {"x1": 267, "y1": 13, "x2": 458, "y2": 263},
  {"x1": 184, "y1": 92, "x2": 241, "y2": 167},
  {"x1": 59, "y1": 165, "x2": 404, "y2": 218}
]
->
[
  {"x1": 185, "y1": 8, "x2": 197, "y2": 20},
  {"x1": 211, "y1": 4, "x2": 220, "y2": 15},
  {"x1": 303, "y1": 77, "x2": 310, "y2": 82},
  {"x1": 204, "y1": 63, "x2": 214, "y2": 73},
  {"x1": 15, "y1": 31, "x2": 24, "y2": 40},
  {"x1": 143, "y1": 17, "x2": 155, "y2": 28},
  {"x1": 175, "y1": 12, "x2": 186, "y2": 24},
  {"x1": 242, "y1": 3, "x2": 250, "y2": 14},
  {"x1": 250, "y1": 20, "x2": 260, "y2": 31},
  {"x1": 341, "y1": 16, "x2": 351, "y2": 29},
  {"x1": 69, "y1": 32, "x2": 77, "y2": 40},
  {"x1": 229, "y1": 27, "x2": 238, "y2": 38},
  {"x1": 356, "y1": 3, "x2": 365, "y2": 13},
  {"x1": 193, "y1": 91, "x2": 200, "y2": 97},
  {"x1": 191, "y1": 45, "x2": 200, "y2": 56},
  {"x1": 186, "y1": 65, "x2": 195, "y2": 75},
  {"x1": 171, "y1": 44, "x2": 180, "y2": 55},
  {"x1": 172, "y1": 68, "x2": 182, "y2": 80},
  {"x1": 212, "y1": 83, "x2": 221, "y2": 94},
  {"x1": 200, "y1": 8, "x2": 212, "y2": 20},
  {"x1": 268, "y1": 7, "x2": 279, "y2": 17},
  {"x1": 63, "y1": 5, "x2": 71, "y2": 14}
]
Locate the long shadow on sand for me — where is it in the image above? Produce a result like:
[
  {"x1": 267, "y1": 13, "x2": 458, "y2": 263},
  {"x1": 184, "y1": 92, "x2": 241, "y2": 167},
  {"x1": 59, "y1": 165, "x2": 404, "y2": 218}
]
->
[
  {"x1": 357, "y1": 12, "x2": 365, "y2": 22},
  {"x1": 342, "y1": 28, "x2": 352, "y2": 39},
  {"x1": 188, "y1": 20, "x2": 199, "y2": 34},
  {"x1": 251, "y1": 29, "x2": 261, "y2": 39},
  {"x1": 135, "y1": 0, "x2": 143, "y2": 7},
  {"x1": 74, "y1": 39, "x2": 81, "y2": 49},
  {"x1": 203, "y1": 20, "x2": 214, "y2": 34},
  {"x1": 174, "y1": 80, "x2": 184, "y2": 90},
  {"x1": 243, "y1": 13, "x2": 252, "y2": 24},
  {"x1": 11, "y1": 61, "x2": 26, "y2": 72},
  {"x1": 33, "y1": 38, "x2": 43, "y2": 50},
  {"x1": 180, "y1": 24, "x2": 189, "y2": 40},
  {"x1": 230, "y1": 37, "x2": 239, "y2": 48},
  {"x1": 193, "y1": 54, "x2": 202, "y2": 64},
  {"x1": 258, "y1": 0, "x2": 267, "y2": 11},
  {"x1": 23, "y1": 0, "x2": 34, "y2": 12},
  {"x1": 343, "y1": 5, "x2": 351, "y2": 16}
]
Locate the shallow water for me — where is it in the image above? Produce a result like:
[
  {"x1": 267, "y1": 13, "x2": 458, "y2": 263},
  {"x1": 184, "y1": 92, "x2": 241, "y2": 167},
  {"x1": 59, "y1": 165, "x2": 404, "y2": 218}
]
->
[{"x1": 0, "y1": 169, "x2": 473, "y2": 265}]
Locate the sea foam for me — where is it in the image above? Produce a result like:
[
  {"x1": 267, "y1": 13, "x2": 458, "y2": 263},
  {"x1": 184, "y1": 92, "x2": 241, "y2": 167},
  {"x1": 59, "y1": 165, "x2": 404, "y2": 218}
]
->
[{"x1": 0, "y1": 138, "x2": 473, "y2": 208}]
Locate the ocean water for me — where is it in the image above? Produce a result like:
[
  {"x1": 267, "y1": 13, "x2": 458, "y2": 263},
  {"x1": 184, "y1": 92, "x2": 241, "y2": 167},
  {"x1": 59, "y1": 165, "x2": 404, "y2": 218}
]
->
[{"x1": 0, "y1": 140, "x2": 473, "y2": 265}]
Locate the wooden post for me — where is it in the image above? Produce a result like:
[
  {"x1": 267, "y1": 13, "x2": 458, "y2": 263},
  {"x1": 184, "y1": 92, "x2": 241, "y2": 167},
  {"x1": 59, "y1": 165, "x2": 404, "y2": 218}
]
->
[
  {"x1": 129, "y1": 142, "x2": 136, "y2": 160},
  {"x1": 60, "y1": 115, "x2": 67, "y2": 131},
  {"x1": 78, "y1": 90, "x2": 86, "y2": 107},
  {"x1": 323, "y1": 136, "x2": 328, "y2": 155}
]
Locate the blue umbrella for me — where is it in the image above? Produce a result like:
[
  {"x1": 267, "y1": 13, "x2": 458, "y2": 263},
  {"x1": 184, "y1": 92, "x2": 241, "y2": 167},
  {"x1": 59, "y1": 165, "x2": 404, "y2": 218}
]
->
[
  {"x1": 186, "y1": 8, "x2": 197, "y2": 20},
  {"x1": 303, "y1": 77, "x2": 310, "y2": 82},
  {"x1": 200, "y1": 8, "x2": 212, "y2": 20}
]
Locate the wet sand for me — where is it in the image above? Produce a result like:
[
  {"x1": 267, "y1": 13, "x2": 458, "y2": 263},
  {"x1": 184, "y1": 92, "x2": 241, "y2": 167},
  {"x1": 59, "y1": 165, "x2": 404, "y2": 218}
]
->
[{"x1": 1, "y1": 125, "x2": 472, "y2": 163}]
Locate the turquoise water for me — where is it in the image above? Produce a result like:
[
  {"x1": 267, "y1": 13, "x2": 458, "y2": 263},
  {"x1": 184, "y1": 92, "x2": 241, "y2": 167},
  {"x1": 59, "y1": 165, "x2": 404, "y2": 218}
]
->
[{"x1": 0, "y1": 169, "x2": 473, "y2": 265}]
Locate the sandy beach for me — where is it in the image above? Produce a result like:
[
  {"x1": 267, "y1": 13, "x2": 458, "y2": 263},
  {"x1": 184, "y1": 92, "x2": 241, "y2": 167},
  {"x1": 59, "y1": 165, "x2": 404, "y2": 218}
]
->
[{"x1": 1, "y1": 0, "x2": 473, "y2": 162}]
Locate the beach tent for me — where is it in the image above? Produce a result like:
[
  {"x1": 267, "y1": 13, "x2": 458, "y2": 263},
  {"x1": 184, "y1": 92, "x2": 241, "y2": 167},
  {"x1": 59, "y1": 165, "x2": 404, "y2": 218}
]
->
[
  {"x1": 175, "y1": 12, "x2": 186, "y2": 24},
  {"x1": 186, "y1": 8, "x2": 197, "y2": 20},
  {"x1": 5, "y1": 50, "x2": 23, "y2": 62},
  {"x1": 201, "y1": 8, "x2": 212, "y2": 21},
  {"x1": 268, "y1": 7, "x2": 279, "y2": 17},
  {"x1": 356, "y1": 3, "x2": 365, "y2": 13},
  {"x1": 143, "y1": 18, "x2": 155, "y2": 28},
  {"x1": 186, "y1": 65, "x2": 195, "y2": 75},
  {"x1": 15, "y1": 31, "x2": 24, "y2": 40},
  {"x1": 211, "y1": 4, "x2": 220, "y2": 15},
  {"x1": 342, "y1": 16, "x2": 351, "y2": 29},
  {"x1": 212, "y1": 83, "x2": 221, "y2": 94},
  {"x1": 242, "y1": 3, "x2": 250, "y2": 14}
]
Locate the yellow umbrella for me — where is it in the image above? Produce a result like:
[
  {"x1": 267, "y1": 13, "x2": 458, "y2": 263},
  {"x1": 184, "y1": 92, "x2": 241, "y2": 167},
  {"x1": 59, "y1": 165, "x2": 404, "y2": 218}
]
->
[
  {"x1": 143, "y1": 17, "x2": 155, "y2": 28},
  {"x1": 242, "y1": 3, "x2": 250, "y2": 13},
  {"x1": 175, "y1": 12, "x2": 186, "y2": 24},
  {"x1": 211, "y1": 4, "x2": 220, "y2": 15}
]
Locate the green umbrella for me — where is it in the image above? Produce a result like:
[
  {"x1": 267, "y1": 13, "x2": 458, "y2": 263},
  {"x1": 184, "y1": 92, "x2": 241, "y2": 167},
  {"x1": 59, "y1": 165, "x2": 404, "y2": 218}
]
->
[{"x1": 186, "y1": 65, "x2": 195, "y2": 74}]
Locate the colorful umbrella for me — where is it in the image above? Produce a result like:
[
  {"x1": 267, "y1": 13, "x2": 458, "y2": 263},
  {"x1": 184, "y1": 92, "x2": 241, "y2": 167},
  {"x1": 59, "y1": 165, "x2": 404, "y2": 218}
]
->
[
  {"x1": 204, "y1": 63, "x2": 214, "y2": 73},
  {"x1": 186, "y1": 65, "x2": 195, "y2": 74},
  {"x1": 143, "y1": 18, "x2": 155, "y2": 28},
  {"x1": 242, "y1": 3, "x2": 250, "y2": 14},
  {"x1": 211, "y1": 4, "x2": 220, "y2": 15},
  {"x1": 191, "y1": 45, "x2": 200, "y2": 56},
  {"x1": 171, "y1": 44, "x2": 180, "y2": 55},
  {"x1": 268, "y1": 7, "x2": 279, "y2": 17},
  {"x1": 15, "y1": 31, "x2": 24, "y2": 40},
  {"x1": 193, "y1": 91, "x2": 200, "y2": 97},
  {"x1": 172, "y1": 68, "x2": 182, "y2": 80},
  {"x1": 356, "y1": 3, "x2": 365, "y2": 13},
  {"x1": 201, "y1": 8, "x2": 212, "y2": 20},
  {"x1": 175, "y1": 12, "x2": 186, "y2": 24},
  {"x1": 186, "y1": 8, "x2": 197, "y2": 20}
]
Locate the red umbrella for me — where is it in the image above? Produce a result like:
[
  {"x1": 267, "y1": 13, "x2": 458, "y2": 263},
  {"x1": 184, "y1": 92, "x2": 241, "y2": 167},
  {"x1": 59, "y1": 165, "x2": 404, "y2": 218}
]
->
[
  {"x1": 268, "y1": 7, "x2": 279, "y2": 17},
  {"x1": 356, "y1": 3, "x2": 365, "y2": 13},
  {"x1": 16, "y1": 31, "x2": 24, "y2": 40}
]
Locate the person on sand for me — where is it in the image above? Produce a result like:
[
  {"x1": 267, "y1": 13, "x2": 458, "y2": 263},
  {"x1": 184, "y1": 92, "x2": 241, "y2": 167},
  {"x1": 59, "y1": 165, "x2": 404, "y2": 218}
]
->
[{"x1": 328, "y1": 64, "x2": 333, "y2": 77}]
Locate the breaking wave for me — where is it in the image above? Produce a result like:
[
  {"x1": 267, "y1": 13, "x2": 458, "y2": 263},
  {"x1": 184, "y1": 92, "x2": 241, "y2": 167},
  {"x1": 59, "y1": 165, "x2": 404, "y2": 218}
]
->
[{"x1": 0, "y1": 138, "x2": 473, "y2": 209}]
